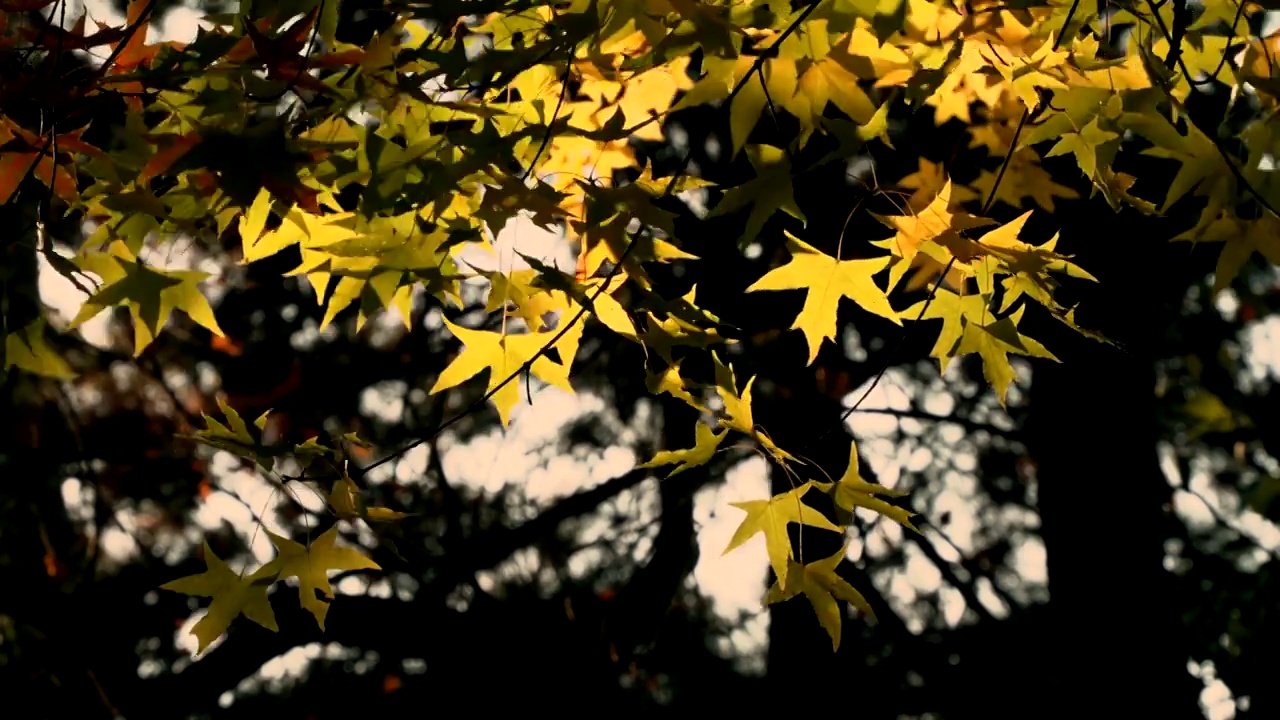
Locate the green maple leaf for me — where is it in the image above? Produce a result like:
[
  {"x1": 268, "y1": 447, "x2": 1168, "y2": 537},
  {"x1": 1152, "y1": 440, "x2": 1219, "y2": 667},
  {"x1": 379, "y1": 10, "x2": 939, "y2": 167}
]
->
[
  {"x1": 180, "y1": 396, "x2": 274, "y2": 468},
  {"x1": 251, "y1": 526, "x2": 381, "y2": 630},
  {"x1": 728, "y1": 56, "x2": 797, "y2": 158},
  {"x1": 4, "y1": 318, "x2": 75, "y2": 380},
  {"x1": 638, "y1": 286, "x2": 732, "y2": 364},
  {"x1": 429, "y1": 320, "x2": 576, "y2": 425},
  {"x1": 1046, "y1": 118, "x2": 1119, "y2": 180},
  {"x1": 765, "y1": 545, "x2": 874, "y2": 651},
  {"x1": 955, "y1": 305, "x2": 1059, "y2": 406},
  {"x1": 161, "y1": 543, "x2": 279, "y2": 654},
  {"x1": 747, "y1": 231, "x2": 900, "y2": 365},
  {"x1": 1125, "y1": 108, "x2": 1232, "y2": 213},
  {"x1": 723, "y1": 482, "x2": 842, "y2": 589},
  {"x1": 638, "y1": 422, "x2": 727, "y2": 476},
  {"x1": 1175, "y1": 213, "x2": 1280, "y2": 294},
  {"x1": 708, "y1": 145, "x2": 807, "y2": 245},
  {"x1": 69, "y1": 253, "x2": 223, "y2": 356}
]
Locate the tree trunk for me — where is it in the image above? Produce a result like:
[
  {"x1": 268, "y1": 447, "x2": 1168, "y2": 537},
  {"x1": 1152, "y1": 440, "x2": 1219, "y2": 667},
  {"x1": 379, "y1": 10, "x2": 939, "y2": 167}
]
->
[{"x1": 1025, "y1": 209, "x2": 1202, "y2": 717}]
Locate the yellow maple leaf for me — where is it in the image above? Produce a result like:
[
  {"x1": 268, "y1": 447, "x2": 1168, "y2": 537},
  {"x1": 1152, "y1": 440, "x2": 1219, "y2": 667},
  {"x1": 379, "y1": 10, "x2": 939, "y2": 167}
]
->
[
  {"x1": 484, "y1": 269, "x2": 563, "y2": 332},
  {"x1": 638, "y1": 422, "x2": 727, "y2": 476},
  {"x1": 1045, "y1": 118, "x2": 1119, "y2": 179},
  {"x1": 329, "y1": 477, "x2": 409, "y2": 522},
  {"x1": 925, "y1": 43, "x2": 988, "y2": 124},
  {"x1": 812, "y1": 440, "x2": 917, "y2": 531},
  {"x1": 872, "y1": 180, "x2": 995, "y2": 289},
  {"x1": 724, "y1": 482, "x2": 842, "y2": 590},
  {"x1": 897, "y1": 158, "x2": 981, "y2": 211},
  {"x1": 645, "y1": 359, "x2": 701, "y2": 408},
  {"x1": 789, "y1": 51, "x2": 877, "y2": 138},
  {"x1": 746, "y1": 231, "x2": 901, "y2": 365},
  {"x1": 70, "y1": 249, "x2": 223, "y2": 357},
  {"x1": 252, "y1": 526, "x2": 380, "y2": 630},
  {"x1": 430, "y1": 320, "x2": 576, "y2": 425},
  {"x1": 875, "y1": 180, "x2": 995, "y2": 262},
  {"x1": 901, "y1": 288, "x2": 995, "y2": 372},
  {"x1": 182, "y1": 396, "x2": 272, "y2": 466},
  {"x1": 978, "y1": 33, "x2": 1069, "y2": 112},
  {"x1": 765, "y1": 545, "x2": 874, "y2": 651},
  {"x1": 161, "y1": 543, "x2": 279, "y2": 654},
  {"x1": 711, "y1": 351, "x2": 793, "y2": 463}
]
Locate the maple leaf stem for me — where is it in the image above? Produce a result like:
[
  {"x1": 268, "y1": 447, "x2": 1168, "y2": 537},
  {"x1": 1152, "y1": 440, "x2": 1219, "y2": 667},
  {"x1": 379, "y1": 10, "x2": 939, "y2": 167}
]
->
[
  {"x1": 982, "y1": 109, "x2": 1029, "y2": 216},
  {"x1": 755, "y1": 64, "x2": 795, "y2": 164},
  {"x1": 520, "y1": 53, "x2": 574, "y2": 184}
]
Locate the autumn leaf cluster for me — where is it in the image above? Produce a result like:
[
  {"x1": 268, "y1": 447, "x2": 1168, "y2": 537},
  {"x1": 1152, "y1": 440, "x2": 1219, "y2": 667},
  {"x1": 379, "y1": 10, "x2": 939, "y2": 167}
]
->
[{"x1": 3, "y1": 0, "x2": 1278, "y2": 650}]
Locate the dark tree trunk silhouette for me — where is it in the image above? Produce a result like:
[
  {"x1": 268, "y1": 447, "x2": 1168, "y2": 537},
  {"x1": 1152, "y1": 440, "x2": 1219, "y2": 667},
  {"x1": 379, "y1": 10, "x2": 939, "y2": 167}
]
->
[{"x1": 1026, "y1": 208, "x2": 1202, "y2": 716}]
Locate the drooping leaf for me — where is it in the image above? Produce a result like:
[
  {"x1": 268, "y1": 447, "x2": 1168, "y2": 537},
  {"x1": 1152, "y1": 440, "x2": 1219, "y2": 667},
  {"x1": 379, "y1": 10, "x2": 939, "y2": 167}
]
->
[
  {"x1": 638, "y1": 422, "x2": 727, "y2": 476},
  {"x1": 708, "y1": 145, "x2": 807, "y2": 245},
  {"x1": 812, "y1": 440, "x2": 916, "y2": 530},
  {"x1": 723, "y1": 482, "x2": 841, "y2": 590},
  {"x1": 765, "y1": 545, "x2": 874, "y2": 650},
  {"x1": 161, "y1": 543, "x2": 279, "y2": 654},
  {"x1": 329, "y1": 477, "x2": 409, "y2": 522},
  {"x1": 251, "y1": 526, "x2": 380, "y2": 630}
]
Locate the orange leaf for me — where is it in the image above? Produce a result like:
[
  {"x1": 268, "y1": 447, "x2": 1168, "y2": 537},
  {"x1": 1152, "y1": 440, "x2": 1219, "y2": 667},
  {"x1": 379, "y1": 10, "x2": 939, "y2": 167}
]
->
[
  {"x1": 211, "y1": 334, "x2": 244, "y2": 356},
  {"x1": 31, "y1": 154, "x2": 78, "y2": 203},
  {"x1": 190, "y1": 170, "x2": 220, "y2": 196},
  {"x1": 54, "y1": 129, "x2": 106, "y2": 159},
  {"x1": 43, "y1": 550, "x2": 66, "y2": 579},
  {"x1": 224, "y1": 18, "x2": 278, "y2": 63},
  {"x1": 139, "y1": 133, "x2": 202, "y2": 184},
  {"x1": 115, "y1": 0, "x2": 154, "y2": 70},
  {"x1": 0, "y1": 151, "x2": 38, "y2": 204}
]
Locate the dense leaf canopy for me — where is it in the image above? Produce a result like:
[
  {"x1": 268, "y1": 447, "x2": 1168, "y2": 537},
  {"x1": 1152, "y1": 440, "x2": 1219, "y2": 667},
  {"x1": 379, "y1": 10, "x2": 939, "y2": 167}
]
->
[{"x1": 3, "y1": 0, "x2": 1280, "y2": 716}]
